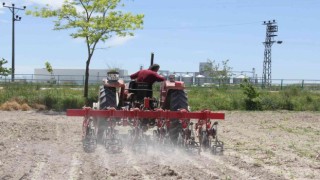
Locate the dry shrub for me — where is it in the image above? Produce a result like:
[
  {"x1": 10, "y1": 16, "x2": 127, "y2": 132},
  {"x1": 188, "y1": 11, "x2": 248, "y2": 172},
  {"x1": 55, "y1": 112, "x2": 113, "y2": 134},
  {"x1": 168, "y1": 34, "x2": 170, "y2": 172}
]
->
[
  {"x1": 10, "y1": 97, "x2": 27, "y2": 104},
  {"x1": 32, "y1": 103, "x2": 47, "y2": 111},
  {"x1": 21, "y1": 103, "x2": 32, "y2": 111},
  {"x1": 0, "y1": 101, "x2": 21, "y2": 111},
  {"x1": 0, "y1": 100, "x2": 32, "y2": 111}
]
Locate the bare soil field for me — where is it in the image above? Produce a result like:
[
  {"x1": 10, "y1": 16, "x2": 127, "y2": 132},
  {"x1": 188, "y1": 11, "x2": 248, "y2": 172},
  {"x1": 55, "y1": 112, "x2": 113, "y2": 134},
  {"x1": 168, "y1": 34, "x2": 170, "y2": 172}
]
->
[{"x1": 0, "y1": 111, "x2": 319, "y2": 180}]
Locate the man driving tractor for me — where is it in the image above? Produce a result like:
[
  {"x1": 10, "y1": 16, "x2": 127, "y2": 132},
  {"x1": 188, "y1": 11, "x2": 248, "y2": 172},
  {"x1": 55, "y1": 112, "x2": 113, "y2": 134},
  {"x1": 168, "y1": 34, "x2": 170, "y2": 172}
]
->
[{"x1": 130, "y1": 64, "x2": 165, "y2": 84}]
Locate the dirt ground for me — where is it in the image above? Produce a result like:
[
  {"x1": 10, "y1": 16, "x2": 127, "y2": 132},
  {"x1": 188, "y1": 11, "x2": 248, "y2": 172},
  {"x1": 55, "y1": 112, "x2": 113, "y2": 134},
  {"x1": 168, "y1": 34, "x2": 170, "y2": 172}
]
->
[{"x1": 0, "y1": 110, "x2": 319, "y2": 180}]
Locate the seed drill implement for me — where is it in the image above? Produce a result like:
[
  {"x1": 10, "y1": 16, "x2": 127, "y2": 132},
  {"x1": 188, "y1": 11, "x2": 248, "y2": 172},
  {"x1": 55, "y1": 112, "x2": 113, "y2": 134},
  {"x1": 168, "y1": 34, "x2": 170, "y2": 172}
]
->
[{"x1": 67, "y1": 55, "x2": 225, "y2": 154}]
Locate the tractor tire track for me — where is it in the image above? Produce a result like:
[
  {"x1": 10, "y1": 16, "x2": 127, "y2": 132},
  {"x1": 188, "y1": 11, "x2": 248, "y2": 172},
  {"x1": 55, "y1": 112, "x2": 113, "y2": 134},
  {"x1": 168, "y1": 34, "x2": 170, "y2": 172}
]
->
[
  {"x1": 30, "y1": 161, "x2": 46, "y2": 180},
  {"x1": 68, "y1": 152, "x2": 82, "y2": 180}
]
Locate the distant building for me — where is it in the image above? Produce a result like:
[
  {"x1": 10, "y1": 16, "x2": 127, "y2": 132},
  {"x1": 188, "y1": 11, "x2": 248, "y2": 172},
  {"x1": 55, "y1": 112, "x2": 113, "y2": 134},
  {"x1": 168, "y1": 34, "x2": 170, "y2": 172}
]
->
[
  {"x1": 233, "y1": 74, "x2": 248, "y2": 84},
  {"x1": 195, "y1": 74, "x2": 205, "y2": 86},
  {"x1": 158, "y1": 70, "x2": 170, "y2": 80},
  {"x1": 199, "y1": 62, "x2": 212, "y2": 76},
  {"x1": 34, "y1": 68, "x2": 128, "y2": 85},
  {"x1": 181, "y1": 74, "x2": 193, "y2": 86},
  {"x1": 158, "y1": 70, "x2": 170, "y2": 76}
]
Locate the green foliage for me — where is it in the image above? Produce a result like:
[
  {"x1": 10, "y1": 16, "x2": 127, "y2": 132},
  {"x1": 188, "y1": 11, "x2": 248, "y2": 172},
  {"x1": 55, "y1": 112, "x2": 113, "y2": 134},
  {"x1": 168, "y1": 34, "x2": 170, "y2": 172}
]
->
[
  {"x1": 0, "y1": 84, "x2": 99, "y2": 111},
  {"x1": 260, "y1": 95, "x2": 279, "y2": 110},
  {"x1": 279, "y1": 88, "x2": 320, "y2": 111},
  {"x1": 187, "y1": 87, "x2": 244, "y2": 111},
  {"x1": 187, "y1": 85, "x2": 320, "y2": 111},
  {"x1": 240, "y1": 79, "x2": 261, "y2": 110},
  {"x1": 26, "y1": 0, "x2": 144, "y2": 98},
  {"x1": 203, "y1": 59, "x2": 232, "y2": 85},
  {"x1": 45, "y1": 61, "x2": 53, "y2": 75},
  {"x1": 0, "y1": 58, "x2": 11, "y2": 76},
  {"x1": 61, "y1": 95, "x2": 84, "y2": 110},
  {"x1": 1, "y1": 83, "x2": 320, "y2": 111}
]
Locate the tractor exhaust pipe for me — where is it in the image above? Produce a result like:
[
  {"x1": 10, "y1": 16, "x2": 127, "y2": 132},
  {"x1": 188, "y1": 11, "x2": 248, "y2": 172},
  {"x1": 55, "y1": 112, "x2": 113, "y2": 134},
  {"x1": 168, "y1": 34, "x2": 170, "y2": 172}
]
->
[{"x1": 150, "y1": 52, "x2": 154, "y2": 66}]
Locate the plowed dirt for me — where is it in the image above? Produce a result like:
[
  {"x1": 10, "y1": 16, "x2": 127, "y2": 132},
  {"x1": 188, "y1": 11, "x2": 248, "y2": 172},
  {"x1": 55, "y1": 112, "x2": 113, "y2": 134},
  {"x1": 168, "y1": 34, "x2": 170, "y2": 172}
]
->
[{"x1": 0, "y1": 111, "x2": 319, "y2": 180}]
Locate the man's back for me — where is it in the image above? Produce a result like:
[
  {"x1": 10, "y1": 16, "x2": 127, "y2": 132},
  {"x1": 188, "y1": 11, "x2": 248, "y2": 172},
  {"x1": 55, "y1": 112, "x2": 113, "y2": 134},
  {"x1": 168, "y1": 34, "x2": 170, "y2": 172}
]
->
[{"x1": 130, "y1": 69, "x2": 165, "y2": 85}]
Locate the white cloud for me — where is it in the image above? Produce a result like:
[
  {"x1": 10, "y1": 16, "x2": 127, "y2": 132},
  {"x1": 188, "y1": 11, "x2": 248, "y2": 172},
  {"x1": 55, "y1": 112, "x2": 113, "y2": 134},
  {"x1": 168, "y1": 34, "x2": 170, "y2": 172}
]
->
[
  {"x1": 2, "y1": 0, "x2": 65, "y2": 9},
  {"x1": 26, "y1": 0, "x2": 65, "y2": 9},
  {"x1": 70, "y1": 35, "x2": 136, "y2": 48},
  {"x1": 25, "y1": 0, "x2": 84, "y2": 15},
  {"x1": 107, "y1": 35, "x2": 136, "y2": 47}
]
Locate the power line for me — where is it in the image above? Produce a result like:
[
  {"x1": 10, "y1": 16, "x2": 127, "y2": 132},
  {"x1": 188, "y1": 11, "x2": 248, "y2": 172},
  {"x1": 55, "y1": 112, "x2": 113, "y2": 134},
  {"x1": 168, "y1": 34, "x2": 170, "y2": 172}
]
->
[
  {"x1": 141, "y1": 21, "x2": 262, "y2": 30},
  {"x1": 2, "y1": 2, "x2": 26, "y2": 82},
  {"x1": 262, "y1": 20, "x2": 282, "y2": 87}
]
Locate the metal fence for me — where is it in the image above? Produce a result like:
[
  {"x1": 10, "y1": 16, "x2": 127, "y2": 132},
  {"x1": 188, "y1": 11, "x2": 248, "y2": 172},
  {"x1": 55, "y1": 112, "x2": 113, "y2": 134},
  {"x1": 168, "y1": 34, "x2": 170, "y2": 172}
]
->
[{"x1": 1, "y1": 74, "x2": 320, "y2": 90}]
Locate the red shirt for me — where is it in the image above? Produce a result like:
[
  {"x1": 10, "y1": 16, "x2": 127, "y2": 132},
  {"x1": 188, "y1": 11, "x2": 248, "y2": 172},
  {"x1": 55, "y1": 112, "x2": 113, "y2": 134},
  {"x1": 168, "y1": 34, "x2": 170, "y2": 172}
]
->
[{"x1": 130, "y1": 69, "x2": 165, "y2": 84}]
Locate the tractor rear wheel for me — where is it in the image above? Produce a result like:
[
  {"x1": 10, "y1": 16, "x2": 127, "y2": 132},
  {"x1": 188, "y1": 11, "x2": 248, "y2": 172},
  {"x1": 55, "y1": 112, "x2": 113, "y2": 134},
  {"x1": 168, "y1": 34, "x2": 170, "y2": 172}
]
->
[
  {"x1": 169, "y1": 90, "x2": 188, "y2": 111},
  {"x1": 97, "y1": 86, "x2": 117, "y2": 143},
  {"x1": 99, "y1": 86, "x2": 117, "y2": 109},
  {"x1": 169, "y1": 90, "x2": 188, "y2": 145}
]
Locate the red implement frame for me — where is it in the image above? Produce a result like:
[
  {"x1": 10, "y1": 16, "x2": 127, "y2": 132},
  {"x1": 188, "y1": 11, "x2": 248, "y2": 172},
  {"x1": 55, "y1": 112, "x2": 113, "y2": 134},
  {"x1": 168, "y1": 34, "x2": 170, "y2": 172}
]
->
[
  {"x1": 67, "y1": 108, "x2": 225, "y2": 120},
  {"x1": 68, "y1": 108, "x2": 224, "y2": 153}
]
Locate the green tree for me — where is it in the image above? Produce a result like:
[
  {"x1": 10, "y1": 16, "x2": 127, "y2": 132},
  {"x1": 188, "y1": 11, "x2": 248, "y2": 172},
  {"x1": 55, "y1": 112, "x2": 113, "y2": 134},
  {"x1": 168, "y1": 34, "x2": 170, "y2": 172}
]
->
[
  {"x1": 0, "y1": 58, "x2": 11, "y2": 76},
  {"x1": 45, "y1": 61, "x2": 56, "y2": 84},
  {"x1": 45, "y1": 61, "x2": 53, "y2": 75},
  {"x1": 204, "y1": 59, "x2": 233, "y2": 85},
  {"x1": 27, "y1": 0, "x2": 144, "y2": 100},
  {"x1": 240, "y1": 79, "x2": 261, "y2": 110}
]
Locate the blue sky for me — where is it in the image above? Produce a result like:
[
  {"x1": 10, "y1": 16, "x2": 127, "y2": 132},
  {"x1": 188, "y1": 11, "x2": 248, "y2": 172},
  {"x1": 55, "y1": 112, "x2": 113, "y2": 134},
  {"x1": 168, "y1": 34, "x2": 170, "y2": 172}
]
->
[{"x1": 0, "y1": 0, "x2": 319, "y2": 79}]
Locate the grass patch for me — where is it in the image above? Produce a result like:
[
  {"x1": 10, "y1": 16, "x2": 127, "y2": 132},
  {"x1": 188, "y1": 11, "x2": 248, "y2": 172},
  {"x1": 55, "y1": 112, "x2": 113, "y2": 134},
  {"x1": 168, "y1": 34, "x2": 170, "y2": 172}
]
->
[
  {"x1": 288, "y1": 142, "x2": 316, "y2": 159},
  {"x1": 0, "y1": 83, "x2": 320, "y2": 111},
  {"x1": 0, "y1": 84, "x2": 99, "y2": 111}
]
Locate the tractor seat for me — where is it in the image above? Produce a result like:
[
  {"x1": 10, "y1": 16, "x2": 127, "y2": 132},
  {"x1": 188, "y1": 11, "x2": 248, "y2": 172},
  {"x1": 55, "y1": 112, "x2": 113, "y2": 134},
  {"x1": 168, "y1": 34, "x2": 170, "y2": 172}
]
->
[{"x1": 128, "y1": 81, "x2": 153, "y2": 101}]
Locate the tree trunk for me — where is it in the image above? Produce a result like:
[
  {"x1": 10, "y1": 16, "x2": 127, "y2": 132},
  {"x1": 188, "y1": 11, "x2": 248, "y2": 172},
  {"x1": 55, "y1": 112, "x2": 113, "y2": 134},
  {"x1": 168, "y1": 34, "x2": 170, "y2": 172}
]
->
[
  {"x1": 84, "y1": 39, "x2": 96, "y2": 103},
  {"x1": 84, "y1": 58, "x2": 91, "y2": 101}
]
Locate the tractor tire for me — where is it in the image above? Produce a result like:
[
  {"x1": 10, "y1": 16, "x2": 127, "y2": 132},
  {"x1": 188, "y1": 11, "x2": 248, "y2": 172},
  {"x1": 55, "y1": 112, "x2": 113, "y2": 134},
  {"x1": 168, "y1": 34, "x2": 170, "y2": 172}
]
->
[
  {"x1": 99, "y1": 86, "x2": 117, "y2": 110},
  {"x1": 169, "y1": 90, "x2": 188, "y2": 111},
  {"x1": 97, "y1": 86, "x2": 117, "y2": 144},
  {"x1": 169, "y1": 90, "x2": 188, "y2": 145}
]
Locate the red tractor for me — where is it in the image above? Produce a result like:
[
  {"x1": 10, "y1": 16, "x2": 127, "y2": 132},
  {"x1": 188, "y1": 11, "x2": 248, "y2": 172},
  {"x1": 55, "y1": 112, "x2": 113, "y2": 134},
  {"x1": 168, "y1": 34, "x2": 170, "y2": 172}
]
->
[{"x1": 67, "y1": 58, "x2": 225, "y2": 154}]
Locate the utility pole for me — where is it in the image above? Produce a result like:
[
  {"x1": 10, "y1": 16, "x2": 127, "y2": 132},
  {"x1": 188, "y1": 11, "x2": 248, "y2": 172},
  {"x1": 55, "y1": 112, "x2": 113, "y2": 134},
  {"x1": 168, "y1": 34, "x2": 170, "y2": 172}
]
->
[
  {"x1": 262, "y1": 20, "x2": 282, "y2": 87},
  {"x1": 2, "y1": 2, "x2": 26, "y2": 82}
]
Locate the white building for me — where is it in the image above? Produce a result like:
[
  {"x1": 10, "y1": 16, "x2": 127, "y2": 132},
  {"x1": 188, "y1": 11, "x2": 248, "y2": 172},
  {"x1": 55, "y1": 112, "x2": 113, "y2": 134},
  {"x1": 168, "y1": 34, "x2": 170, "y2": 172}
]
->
[
  {"x1": 233, "y1": 74, "x2": 248, "y2": 84},
  {"x1": 199, "y1": 62, "x2": 213, "y2": 76},
  {"x1": 34, "y1": 68, "x2": 128, "y2": 85}
]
